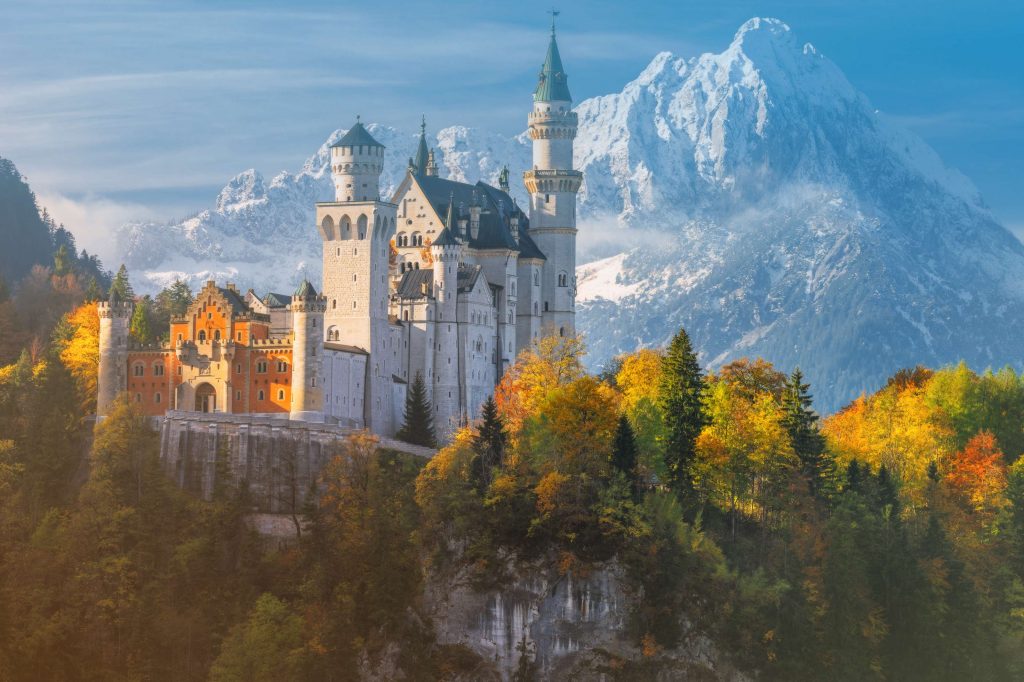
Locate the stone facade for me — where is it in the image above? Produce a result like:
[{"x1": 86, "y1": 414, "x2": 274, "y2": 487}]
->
[{"x1": 96, "y1": 24, "x2": 579, "y2": 442}]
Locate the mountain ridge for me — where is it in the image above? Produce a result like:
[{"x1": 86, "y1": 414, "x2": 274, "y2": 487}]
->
[{"x1": 116, "y1": 17, "x2": 1023, "y2": 412}]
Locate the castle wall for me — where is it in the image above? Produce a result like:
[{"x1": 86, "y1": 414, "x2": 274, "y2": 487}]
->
[
  {"x1": 159, "y1": 411, "x2": 434, "y2": 512},
  {"x1": 321, "y1": 347, "x2": 367, "y2": 426}
]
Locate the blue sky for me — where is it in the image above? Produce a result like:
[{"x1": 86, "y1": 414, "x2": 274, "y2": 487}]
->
[{"x1": 1, "y1": 0, "x2": 1021, "y2": 262}]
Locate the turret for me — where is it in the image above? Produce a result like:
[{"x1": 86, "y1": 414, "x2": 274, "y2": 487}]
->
[
  {"x1": 425, "y1": 148, "x2": 438, "y2": 177},
  {"x1": 431, "y1": 195, "x2": 463, "y2": 436},
  {"x1": 525, "y1": 17, "x2": 581, "y2": 338},
  {"x1": 317, "y1": 116, "x2": 398, "y2": 434},
  {"x1": 96, "y1": 288, "x2": 133, "y2": 418},
  {"x1": 330, "y1": 117, "x2": 384, "y2": 202},
  {"x1": 289, "y1": 280, "x2": 327, "y2": 422}
]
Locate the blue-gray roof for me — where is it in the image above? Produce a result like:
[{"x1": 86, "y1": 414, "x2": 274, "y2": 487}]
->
[
  {"x1": 396, "y1": 269, "x2": 434, "y2": 300},
  {"x1": 534, "y1": 31, "x2": 572, "y2": 102},
  {"x1": 413, "y1": 175, "x2": 539, "y2": 258},
  {"x1": 331, "y1": 121, "x2": 384, "y2": 149},
  {"x1": 264, "y1": 292, "x2": 290, "y2": 308}
]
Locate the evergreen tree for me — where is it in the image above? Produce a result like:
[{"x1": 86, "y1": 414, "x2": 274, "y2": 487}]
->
[
  {"x1": 155, "y1": 279, "x2": 194, "y2": 318},
  {"x1": 612, "y1": 414, "x2": 638, "y2": 476},
  {"x1": 83, "y1": 276, "x2": 102, "y2": 302},
  {"x1": 129, "y1": 295, "x2": 153, "y2": 344},
  {"x1": 396, "y1": 373, "x2": 435, "y2": 447},
  {"x1": 472, "y1": 395, "x2": 505, "y2": 490},
  {"x1": 656, "y1": 326, "x2": 706, "y2": 504},
  {"x1": 782, "y1": 368, "x2": 833, "y2": 499},
  {"x1": 108, "y1": 264, "x2": 133, "y2": 302},
  {"x1": 52, "y1": 244, "x2": 72, "y2": 276}
]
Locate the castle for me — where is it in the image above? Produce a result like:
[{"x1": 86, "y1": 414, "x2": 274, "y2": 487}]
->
[{"x1": 97, "y1": 23, "x2": 581, "y2": 439}]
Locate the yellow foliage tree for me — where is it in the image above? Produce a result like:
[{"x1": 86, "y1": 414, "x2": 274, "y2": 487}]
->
[{"x1": 58, "y1": 302, "x2": 100, "y2": 409}]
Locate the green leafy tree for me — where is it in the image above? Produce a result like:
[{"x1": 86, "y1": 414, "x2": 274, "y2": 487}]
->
[
  {"x1": 396, "y1": 372, "x2": 436, "y2": 447},
  {"x1": 657, "y1": 326, "x2": 706, "y2": 505},
  {"x1": 209, "y1": 593, "x2": 306, "y2": 682}
]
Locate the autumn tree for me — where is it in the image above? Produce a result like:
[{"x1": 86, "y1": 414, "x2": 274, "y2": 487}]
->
[
  {"x1": 55, "y1": 301, "x2": 100, "y2": 409},
  {"x1": 657, "y1": 327, "x2": 706, "y2": 505},
  {"x1": 945, "y1": 430, "x2": 1007, "y2": 513},
  {"x1": 496, "y1": 335, "x2": 586, "y2": 441}
]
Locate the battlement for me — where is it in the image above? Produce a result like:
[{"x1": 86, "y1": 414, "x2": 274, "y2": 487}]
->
[{"x1": 98, "y1": 299, "x2": 132, "y2": 318}]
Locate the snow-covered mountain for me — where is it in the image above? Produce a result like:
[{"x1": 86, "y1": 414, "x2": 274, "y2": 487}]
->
[{"x1": 118, "y1": 17, "x2": 1024, "y2": 412}]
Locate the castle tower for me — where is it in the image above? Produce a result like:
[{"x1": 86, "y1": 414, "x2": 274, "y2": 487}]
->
[
  {"x1": 96, "y1": 289, "x2": 132, "y2": 417},
  {"x1": 317, "y1": 118, "x2": 397, "y2": 434},
  {"x1": 431, "y1": 197, "x2": 463, "y2": 435},
  {"x1": 289, "y1": 279, "x2": 327, "y2": 422},
  {"x1": 525, "y1": 18, "x2": 582, "y2": 338}
]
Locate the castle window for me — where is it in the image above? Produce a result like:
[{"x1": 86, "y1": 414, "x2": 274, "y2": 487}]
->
[
  {"x1": 133, "y1": 363, "x2": 144, "y2": 377},
  {"x1": 534, "y1": 270, "x2": 539, "y2": 286},
  {"x1": 177, "y1": 366, "x2": 182, "y2": 375},
  {"x1": 153, "y1": 364, "x2": 164, "y2": 377},
  {"x1": 559, "y1": 326, "x2": 565, "y2": 337},
  {"x1": 558, "y1": 273, "x2": 568, "y2": 287},
  {"x1": 544, "y1": 302, "x2": 549, "y2": 312},
  {"x1": 135, "y1": 393, "x2": 141, "y2": 403},
  {"x1": 257, "y1": 390, "x2": 265, "y2": 401},
  {"x1": 311, "y1": 377, "x2": 317, "y2": 387},
  {"x1": 277, "y1": 389, "x2": 285, "y2": 400},
  {"x1": 236, "y1": 363, "x2": 241, "y2": 374},
  {"x1": 277, "y1": 361, "x2": 288, "y2": 372},
  {"x1": 545, "y1": 194, "x2": 551, "y2": 203},
  {"x1": 352, "y1": 301, "x2": 357, "y2": 309},
  {"x1": 207, "y1": 312, "x2": 212, "y2": 320},
  {"x1": 214, "y1": 330, "x2": 221, "y2": 340},
  {"x1": 198, "y1": 330, "x2": 206, "y2": 342},
  {"x1": 236, "y1": 391, "x2": 241, "y2": 400},
  {"x1": 403, "y1": 311, "x2": 409, "y2": 321},
  {"x1": 177, "y1": 333, "x2": 183, "y2": 342},
  {"x1": 312, "y1": 319, "x2": 317, "y2": 328},
  {"x1": 256, "y1": 361, "x2": 267, "y2": 373},
  {"x1": 353, "y1": 248, "x2": 358, "y2": 255},
  {"x1": 353, "y1": 274, "x2": 357, "y2": 282},
  {"x1": 332, "y1": 299, "x2": 337, "y2": 309},
  {"x1": 237, "y1": 332, "x2": 242, "y2": 341},
  {"x1": 155, "y1": 392, "x2": 161, "y2": 404}
]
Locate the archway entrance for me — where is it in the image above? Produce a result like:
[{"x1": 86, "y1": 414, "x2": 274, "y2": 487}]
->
[{"x1": 195, "y1": 383, "x2": 216, "y2": 413}]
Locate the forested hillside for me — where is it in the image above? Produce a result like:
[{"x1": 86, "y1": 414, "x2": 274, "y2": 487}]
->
[{"x1": 1, "y1": 268, "x2": 1023, "y2": 678}]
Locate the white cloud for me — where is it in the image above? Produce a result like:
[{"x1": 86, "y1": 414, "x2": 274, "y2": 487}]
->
[{"x1": 34, "y1": 190, "x2": 159, "y2": 267}]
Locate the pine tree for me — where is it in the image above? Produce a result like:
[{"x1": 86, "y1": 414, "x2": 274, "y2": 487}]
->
[
  {"x1": 109, "y1": 264, "x2": 133, "y2": 302},
  {"x1": 781, "y1": 368, "x2": 833, "y2": 499},
  {"x1": 472, "y1": 395, "x2": 505, "y2": 490},
  {"x1": 656, "y1": 326, "x2": 706, "y2": 504},
  {"x1": 83, "y1": 276, "x2": 102, "y2": 302},
  {"x1": 53, "y1": 244, "x2": 72, "y2": 276},
  {"x1": 129, "y1": 296, "x2": 153, "y2": 344},
  {"x1": 612, "y1": 414, "x2": 638, "y2": 476},
  {"x1": 396, "y1": 373, "x2": 435, "y2": 447}
]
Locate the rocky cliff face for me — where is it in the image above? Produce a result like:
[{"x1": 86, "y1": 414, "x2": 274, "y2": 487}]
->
[
  {"x1": 117, "y1": 17, "x2": 1024, "y2": 412},
  {"x1": 422, "y1": 558, "x2": 748, "y2": 681}
]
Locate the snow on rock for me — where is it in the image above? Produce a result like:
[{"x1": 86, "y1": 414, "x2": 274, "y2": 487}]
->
[{"x1": 117, "y1": 17, "x2": 1024, "y2": 412}]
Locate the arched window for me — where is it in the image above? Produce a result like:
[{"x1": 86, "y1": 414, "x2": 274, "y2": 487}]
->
[
  {"x1": 558, "y1": 272, "x2": 568, "y2": 287},
  {"x1": 133, "y1": 363, "x2": 144, "y2": 377},
  {"x1": 340, "y1": 216, "x2": 352, "y2": 240},
  {"x1": 214, "y1": 329, "x2": 221, "y2": 340},
  {"x1": 257, "y1": 389, "x2": 265, "y2": 401},
  {"x1": 277, "y1": 389, "x2": 285, "y2": 400},
  {"x1": 559, "y1": 326, "x2": 565, "y2": 337},
  {"x1": 135, "y1": 393, "x2": 142, "y2": 403},
  {"x1": 544, "y1": 302, "x2": 549, "y2": 312},
  {"x1": 534, "y1": 270, "x2": 539, "y2": 285},
  {"x1": 154, "y1": 392, "x2": 161, "y2": 404},
  {"x1": 321, "y1": 214, "x2": 335, "y2": 239},
  {"x1": 198, "y1": 330, "x2": 206, "y2": 342},
  {"x1": 357, "y1": 214, "x2": 368, "y2": 239}
]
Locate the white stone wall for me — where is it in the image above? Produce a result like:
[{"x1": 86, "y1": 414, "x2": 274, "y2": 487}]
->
[
  {"x1": 515, "y1": 258, "x2": 544, "y2": 352},
  {"x1": 321, "y1": 348, "x2": 367, "y2": 426},
  {"x1": 289, "y1": 300, "x2": 325, "y2": 422},
  {"x1": 97, "y1": 300, "x2": 131, "y2": 416}
]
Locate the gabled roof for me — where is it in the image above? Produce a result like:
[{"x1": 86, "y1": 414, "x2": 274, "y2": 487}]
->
[
  {"x1": 396, "y1": 268, "x2": 434, "y2": 300},
  {"x1": 218, "y1": 286, "x2": 251, "y2": 315},
  {"x1": 264, "y1": 292, "x2": 290, "y2": 308},
  {"x1": 535, "y1": 30, "x2": 572, "y2": 102},
  {"x1": 414, "y1": 175, "x2": 528, "y2": 252},
  {"x1": 331, "y1": 120, "x2": 384, "y2": 148},
  {"x1": 457, "y1": 264, "x2": 484, "y2": 294}
]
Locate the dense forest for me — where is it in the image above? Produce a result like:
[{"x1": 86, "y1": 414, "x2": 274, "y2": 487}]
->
[{"x1": 1, "y1": 196, "x2": 1023, "y2": 678}]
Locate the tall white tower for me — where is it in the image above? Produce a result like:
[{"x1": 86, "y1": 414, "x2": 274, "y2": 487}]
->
[
  {"x1": 289, "y1": 280, "x2": 326, "y2": 422},
  {"x1": 96, "y1": 289, "x2": 132, "y2": 417},
  {"x1": 431, "y1": 199, "x2": 463, "y2": 437},
  {"x1": 525, "y1": 18, "x2": 582, "y2": 338},
  {"x1": 316, "y1": 118, "x2": 397, "y2": 434}
]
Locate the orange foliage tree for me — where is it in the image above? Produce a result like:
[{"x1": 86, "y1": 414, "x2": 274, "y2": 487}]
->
[
  {"x1": 946, "y1": 430, "x2": 1007, "y2": 513},
  {"x1": 57, "y1": 301, "x2": 100, "y2": 409}
]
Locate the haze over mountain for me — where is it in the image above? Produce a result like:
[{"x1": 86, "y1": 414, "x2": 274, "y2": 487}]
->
[{"x1": 116, "y1": 18, "x2": 1024, "y2": 412}]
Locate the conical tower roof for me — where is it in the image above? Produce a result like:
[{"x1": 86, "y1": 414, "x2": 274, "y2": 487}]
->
[
  {"x1": 413, "y1": 116, "x2": 429, "y2": 174},
  {"x1": 331, "y1": 118, "x2": 384, "y2": 148},
  {"x1": 534, "y1": 23, "x2": 572, "y2": 102},
  {"x1": 293, "y1": 279, "x2": 318, "y2": 298}
]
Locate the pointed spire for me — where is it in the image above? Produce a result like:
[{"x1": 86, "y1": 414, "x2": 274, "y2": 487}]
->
[
  {"x1": 426, "y1": 148, "x2": 438, "y2": 177},
  {"x1": 445, "y1": 191, "x2": 457, "y2": 229},
  {"x1": 433, "y1": 192, "x2": 460, "y2": 248},
  {"x1": 534, "y1": 15, "x2": 572, "y2": 103},
  {"x1": 413, "y1": 115, "x2": 429, "y2": 174}
]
